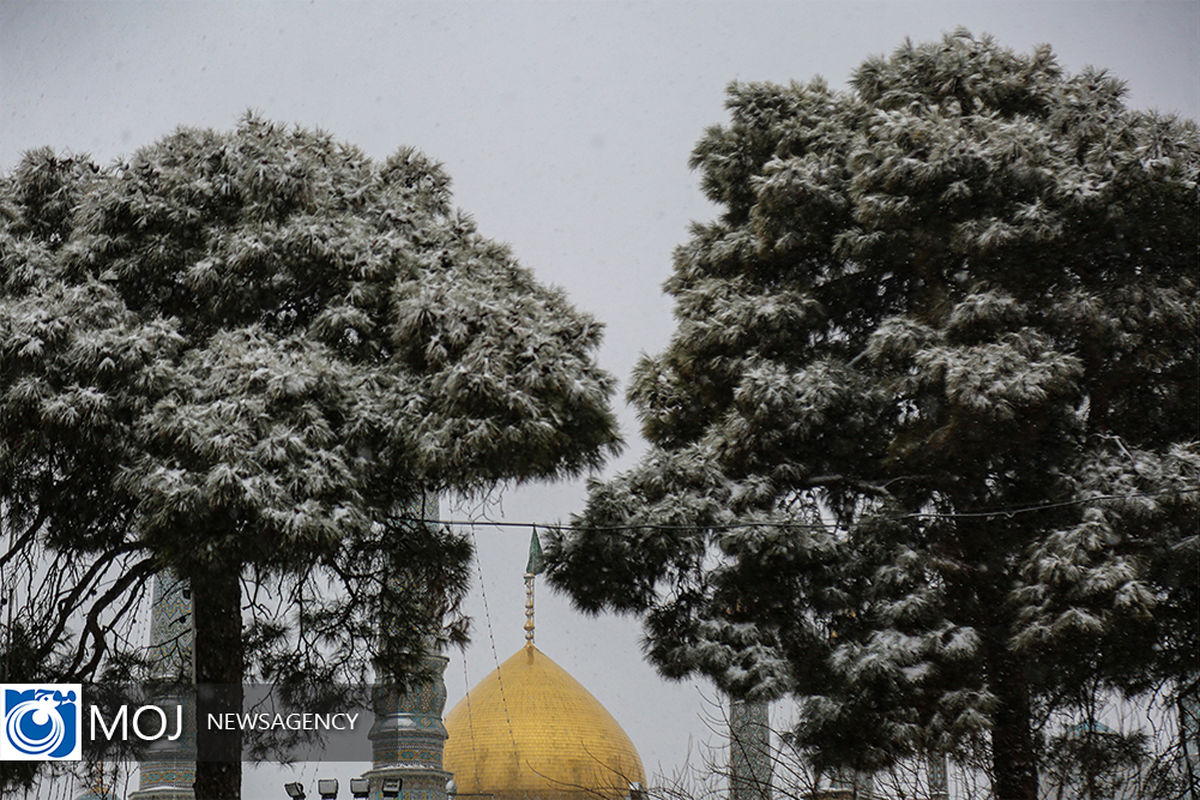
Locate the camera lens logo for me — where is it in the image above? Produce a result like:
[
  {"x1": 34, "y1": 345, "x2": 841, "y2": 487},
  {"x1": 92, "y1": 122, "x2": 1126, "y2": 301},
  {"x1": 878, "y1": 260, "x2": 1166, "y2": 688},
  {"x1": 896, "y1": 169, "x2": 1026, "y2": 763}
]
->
[{"x1": 0, "y1": 684, "x2": 82, "y2": 761}]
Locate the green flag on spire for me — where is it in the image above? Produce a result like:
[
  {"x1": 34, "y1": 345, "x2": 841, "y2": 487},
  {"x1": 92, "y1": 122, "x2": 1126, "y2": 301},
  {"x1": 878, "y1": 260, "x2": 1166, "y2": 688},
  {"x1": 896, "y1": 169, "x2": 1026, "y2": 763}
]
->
[{"x1": 526, "y1": 529, "x2": 545, "y2": 575}]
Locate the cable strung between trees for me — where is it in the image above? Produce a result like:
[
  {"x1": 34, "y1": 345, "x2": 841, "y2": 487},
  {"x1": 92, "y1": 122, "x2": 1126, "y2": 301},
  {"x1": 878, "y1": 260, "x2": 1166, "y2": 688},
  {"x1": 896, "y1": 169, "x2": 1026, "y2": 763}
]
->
[{"x1": 401, "y1": 487, "x2": 1200, "y2": 532}]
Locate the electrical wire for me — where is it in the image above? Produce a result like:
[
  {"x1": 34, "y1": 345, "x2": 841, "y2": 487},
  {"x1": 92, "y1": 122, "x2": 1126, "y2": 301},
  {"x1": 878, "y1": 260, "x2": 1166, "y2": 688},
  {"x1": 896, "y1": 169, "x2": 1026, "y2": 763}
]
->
[{"x1": 400, "y1": 487, "x2": 1199, "y2": 533}]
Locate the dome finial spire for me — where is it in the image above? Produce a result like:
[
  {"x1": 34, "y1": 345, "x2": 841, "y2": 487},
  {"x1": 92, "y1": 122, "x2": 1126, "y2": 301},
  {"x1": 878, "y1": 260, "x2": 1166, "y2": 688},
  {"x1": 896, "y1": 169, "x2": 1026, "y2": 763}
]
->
[{"x1": 524, "y1": 529, "x2": 545, "y2": 645}]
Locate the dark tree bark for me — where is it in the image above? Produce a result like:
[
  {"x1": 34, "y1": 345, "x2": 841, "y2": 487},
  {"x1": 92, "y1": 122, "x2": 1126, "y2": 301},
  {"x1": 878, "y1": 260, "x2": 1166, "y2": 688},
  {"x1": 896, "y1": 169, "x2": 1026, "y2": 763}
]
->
[
  {"x1": 987, "y1": 642, "x2": 1038, "y2": 800},
  {"x1": 191, "y1": 563, "x2": 243, "y2": 800}
]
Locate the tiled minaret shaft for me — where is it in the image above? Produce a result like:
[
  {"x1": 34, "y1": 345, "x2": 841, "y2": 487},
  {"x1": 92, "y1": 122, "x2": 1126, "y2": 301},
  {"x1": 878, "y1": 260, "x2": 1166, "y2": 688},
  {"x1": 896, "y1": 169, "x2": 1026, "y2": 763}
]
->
[
  {"x1": 365, "y1": 493, "x2": 451, "y2": 800},
  {"x1": 129, "y1": 571, "x2": 197, "y2": 800},
  {"x1": 927, "y1": 753, "x2": 949, "y2": 800},
  {"x1": 830, "y1": 769, "x2": 874, "y2": 799},
  {"x1": 730, "y1": 697, "x2": 772, "y2": 800}
]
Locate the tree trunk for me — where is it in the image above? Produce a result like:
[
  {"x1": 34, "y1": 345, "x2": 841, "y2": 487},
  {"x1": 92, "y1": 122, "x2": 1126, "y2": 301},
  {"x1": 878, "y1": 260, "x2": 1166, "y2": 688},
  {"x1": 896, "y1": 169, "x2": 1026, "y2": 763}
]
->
[
  {"x1": 191, "y1": 562, "x2": 243, "y2": 800},
  {"x1": 1180, "y1": 689, "x2": 1200, "y2": 800},
  {"x1": 987, "y1": 642, "x2": 1038, "y2": 800}
]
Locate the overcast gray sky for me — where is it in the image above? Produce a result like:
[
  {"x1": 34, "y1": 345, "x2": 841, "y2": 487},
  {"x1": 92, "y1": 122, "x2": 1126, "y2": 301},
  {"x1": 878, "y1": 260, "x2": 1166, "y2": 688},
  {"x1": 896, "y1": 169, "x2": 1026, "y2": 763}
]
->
[{"x1": 3, "y1": 1, "x2": 1197, "y2": 797}]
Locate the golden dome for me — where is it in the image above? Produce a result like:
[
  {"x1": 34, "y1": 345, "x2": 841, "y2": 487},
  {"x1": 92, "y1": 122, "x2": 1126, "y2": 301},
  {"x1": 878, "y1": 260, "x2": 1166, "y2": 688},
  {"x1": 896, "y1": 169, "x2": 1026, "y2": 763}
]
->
[{"x1": 444, "y1": 643, "x2": 646, "y2": 800}]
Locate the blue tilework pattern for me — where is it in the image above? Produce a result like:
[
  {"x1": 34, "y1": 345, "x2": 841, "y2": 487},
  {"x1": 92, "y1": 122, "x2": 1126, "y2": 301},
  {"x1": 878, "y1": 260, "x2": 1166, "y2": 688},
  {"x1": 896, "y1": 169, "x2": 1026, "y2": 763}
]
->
[
  {"x1": 130, "y1": 572, "x2": 196, "y2": 800},
  {"x1": 369, "y1": 494, "x2": 451, "y2": 800}
]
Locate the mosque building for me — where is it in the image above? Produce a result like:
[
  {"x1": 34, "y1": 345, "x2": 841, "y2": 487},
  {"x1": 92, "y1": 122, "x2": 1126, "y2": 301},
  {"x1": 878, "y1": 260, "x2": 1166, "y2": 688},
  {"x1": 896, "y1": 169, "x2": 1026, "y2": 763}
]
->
[
  {"x1": 60, "y1": 506, "x2": 1093, "y2": 800},
  {"x1": 73, "y1": 509, "x2": 647, "y2": 800},
  {"x1": 441, "y1": 533, "x2": 646, "y2": 800},
  {"x1": 442, "y1": 642, "x2": 646, "y2": 800},
  {"x1": 64, "y1": 539, "x2": 949, "y2": 800}
]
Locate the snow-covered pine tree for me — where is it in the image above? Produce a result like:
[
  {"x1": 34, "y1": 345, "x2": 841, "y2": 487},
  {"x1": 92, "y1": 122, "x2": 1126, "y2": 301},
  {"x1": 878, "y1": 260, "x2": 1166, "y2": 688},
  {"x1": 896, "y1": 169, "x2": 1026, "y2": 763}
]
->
[
  {"x1": 0, "y1": 118, "x2": 620, "y2": 798},
  {"x1": 547, "y1": 31, "x2": 1198, "y2": 800}
]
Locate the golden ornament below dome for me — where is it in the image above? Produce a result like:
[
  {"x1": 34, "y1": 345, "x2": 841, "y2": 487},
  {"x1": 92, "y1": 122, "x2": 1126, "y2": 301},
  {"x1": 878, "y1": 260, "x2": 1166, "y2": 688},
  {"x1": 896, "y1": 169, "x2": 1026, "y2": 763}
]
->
[{"x1": 444, "y1": 643, "x2": 645, "y2": 800}]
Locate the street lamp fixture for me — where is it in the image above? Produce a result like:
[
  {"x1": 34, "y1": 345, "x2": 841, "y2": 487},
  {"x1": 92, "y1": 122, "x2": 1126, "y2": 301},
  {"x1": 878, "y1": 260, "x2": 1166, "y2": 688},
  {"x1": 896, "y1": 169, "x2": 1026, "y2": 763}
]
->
[
  {"x1": 350, "y1": 777, "x2": 371, "y2": 799},
  {"x1": 381, "y1": 778, "x2": 403, "y2": 798},
  {"x1": 318, "y1": 778, "x2": 339, "y2": 799},
  {"x1": 284, "y1": 783, "x2": 306, "y2": 799}
]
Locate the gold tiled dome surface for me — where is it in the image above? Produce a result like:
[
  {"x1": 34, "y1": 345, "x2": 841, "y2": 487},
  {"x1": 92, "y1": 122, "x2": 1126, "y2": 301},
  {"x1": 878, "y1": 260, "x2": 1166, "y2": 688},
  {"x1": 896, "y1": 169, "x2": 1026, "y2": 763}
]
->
[{"x1": 444, "y1": 644, "x2": 645, "y2": 800}]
